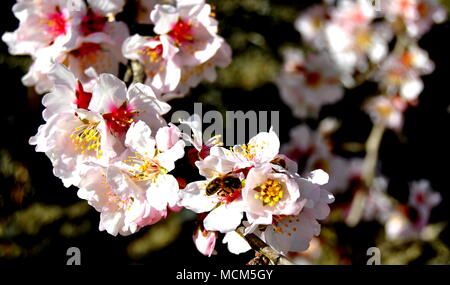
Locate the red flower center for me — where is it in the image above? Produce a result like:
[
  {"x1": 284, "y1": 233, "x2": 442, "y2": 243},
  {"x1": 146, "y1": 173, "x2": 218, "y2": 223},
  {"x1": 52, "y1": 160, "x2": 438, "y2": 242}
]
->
[
  {"x1": 80, "y1": 9, "x2": 107, "y2": 36},
  {"x1": 415, "y1": 193, "x2": 426, "y2": 204},
  {"x1": 168, "y1": 19, "x2": 194, "y2": 44},
  {"x1": 44, "y1": 8, "x2": 68, "y2": 40},
  {"x1": 417, "y1": 3, "x2": 429, "y2": 17},
  {"x1": 102, "y1": 103, "x2": 137, "y2": 134},
  {"x1": 305, "y1": 72, "x2": 322, "y2": 87},
  {"x1": 74, "y1": 81, "x2": 92, "y2": 110},
  {"x1": 141, "y1": 44, "x2": 164, "y2": 63},
  {"x1": 71, "y1": 42, "x2": 103, "y2": 58}
]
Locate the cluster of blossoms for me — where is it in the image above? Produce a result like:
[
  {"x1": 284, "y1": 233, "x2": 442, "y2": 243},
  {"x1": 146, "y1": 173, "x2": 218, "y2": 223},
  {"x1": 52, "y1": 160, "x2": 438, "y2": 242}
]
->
[
  {"x1": 29, "y1": 63, "x2": 335, "y2": 254},
  {"x1": 280, "y1": 119, "x2": 363, "y2": 194},
  {"x1": 5, "y1": 0, "x2": 445, "y2": 264},
  {"x1": 3, "y1": 0, "x2": 129, "y2": 93},
  {"x1": 178, "y1": 122, "x2": 334, "y2": 256},
  {"x1": 360, "y1": 177, "x2": 442, "y2": 242},
  {"x1": 5, "y1": 0, "x2": 332, "y2": 258},
  {"x1": 122, "y1": 0, "x2": 231, "y2": 100},
  {"x1": 272, "y1": 0, "x2": 445, "y2": 263},
  {"x1": 278, "y1": 0, "x2": 445, "y2": 129},
  {"x1": 3, "y1": 0, "x2": 231, "y2": 100},
  {"x1": 30, "y1": 63, "x2": 183, "y2": 235}
]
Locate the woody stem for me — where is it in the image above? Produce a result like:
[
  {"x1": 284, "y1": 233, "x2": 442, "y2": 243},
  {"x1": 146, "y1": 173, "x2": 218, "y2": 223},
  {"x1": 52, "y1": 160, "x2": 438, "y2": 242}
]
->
[{"x1": 235, "y1": 227, "x2": 294, "y2": 265}]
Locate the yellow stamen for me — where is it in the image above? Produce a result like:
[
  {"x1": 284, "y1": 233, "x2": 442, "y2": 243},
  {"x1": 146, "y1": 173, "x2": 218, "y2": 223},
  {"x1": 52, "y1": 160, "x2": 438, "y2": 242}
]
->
[
  {"x1": 254, "y1": 179, "x2": 283, "y2": 207},
  {"x1": 71, "y1": 120, "x2": 102, "y2": 158}
]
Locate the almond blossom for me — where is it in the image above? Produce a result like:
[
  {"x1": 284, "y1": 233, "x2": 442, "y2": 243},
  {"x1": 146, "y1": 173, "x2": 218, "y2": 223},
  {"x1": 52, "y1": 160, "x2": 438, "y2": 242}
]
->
[
  {"x1": 151, "y1": 0, "x2": 222, "y2": 66},
  {"x1": 281, "y1": 124, "x2": 362, "y2": 194},
  {"x1": 193, "y1": 224, "x2": 218, "y2": 257},
  {"x1": 295, "y1": 4, "x2": 330, "y2": 49},
  {"x1": 105, "y1": 121, "x2": 185, "y2": 228},
  {"x1": 163, "y1": 40, "x2": 232, "y2": 100},
  {"x1": 242, "y1": 163, "x2": 304, "y2": 225},
  {"x1": 276, "y1": 49, "x2": 343, "y2": 118},
  {"x1": 179, "y1": 128, "x2": 334, "y2": 255},
  {"x1": 2, "y1": 0, "x2": 76, "y2": 56},
  {"x1": 178, "y1": 153, "x2": 246, "y2": 233},
  {"x1": 30, "y1": 70, "x2": 171, "y2": 188},
  {"x1": 3, "y1": 0, "x2": 129, "y2": 93},
  {"x1": 365, "y1": 95, "x2": 407, "y2": 130},
  {"x1": 140, "y1": 0, "x2": 232, "y2": 98},
  {"x1": 245, "y1": 170, "x2": 334, "y2": 255},
  {"x1": 376, "y1": 45, "x2": 434, "y2": 101},
  {"x1": 77, "y1": 166, "x2": 149, "y2": 236},
  {"x1": 324, "y1": 0, "x2": 391, "y2": 81},
  {"x1": 408, "y1": 179, "x2": 442, "y2": 230},
  {"x1": 122, "y1": 34, "x2": 181, "y2": 93},
  {"x1": 382, "y1": 0, "x2": 446, "y2": 38}
]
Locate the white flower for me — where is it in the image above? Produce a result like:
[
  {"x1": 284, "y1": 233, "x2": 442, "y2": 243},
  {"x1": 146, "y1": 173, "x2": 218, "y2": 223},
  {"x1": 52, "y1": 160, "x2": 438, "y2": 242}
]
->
[
  {"x1": 276, "y1": 49, "x2": 343, "y2": 118},
  {"x1": 2, "y1": 0, "x2": 77, "y2": 56},
  {"x1": 3, "y1": 0, "x2": 129, "y2": 93},
  {"x1": 382, "y1": 0, "x2": 446, "y2": 38},
  {"x1": 178, "y1": 154, "x2": 245, "y2": 233},
  {"x1": 208, "y1": 128, "x2": 281, "y2": 169},
  {"x1": 281, "y1": 124, "x2": 362, "y2": 194},
  {"x1": 242, "y1": 163, "x2": 303, "y2": 225},
  {"x1": 365, "y1": 95, "x2": 406, "y2": 130},
  {"x1": 376, "y1": 45, "x2": 434, "y2": 101},
  {"x1": 89, "y1": 73, "x2": 171, "y2": 135},
  {"x1": 362, "y1": 176, "x2": 395, "y2": 223},
  {"x1": 324, "y1": 0, "x2": 391, "y2": 81},
  {"x1": 41, "y1": 63, "x2": 94, "y2": 120},
  {"x1": 29, "y1": 109, "x2": 118, "y2": 187},
  {"x1": 108, "y1": 121, "x2": 185, "y2": 216},
  {"x1": 295, "y1": 4, "x2": 330, "y2": 49},
  {"x1": 151, "y1": 0, "x2": 222, "y2": 66},
  {"x1": 122, "y1": 34, "x2": 181, "y2": 93},
  {"x1": 408, "y1": 179, "x2": 441, "y2": 229},
  {"x1": 246, "y1": 170, "x2": 334, "y2": 255},
  {"x1": 77, "y1": 166, "x2": 146, "y2": 236},
  {"x1": 145, "y1": 0, "x2": 232, "y2": 98}
]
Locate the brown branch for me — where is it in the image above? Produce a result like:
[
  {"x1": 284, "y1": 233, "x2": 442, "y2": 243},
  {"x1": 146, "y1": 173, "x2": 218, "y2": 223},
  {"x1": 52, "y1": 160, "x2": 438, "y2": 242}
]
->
[{"x1": 235, "y1": 227, "x2": 295, "y2": 265}]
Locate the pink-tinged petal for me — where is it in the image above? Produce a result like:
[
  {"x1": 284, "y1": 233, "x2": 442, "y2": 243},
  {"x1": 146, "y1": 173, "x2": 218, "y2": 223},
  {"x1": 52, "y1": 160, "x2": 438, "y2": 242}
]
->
[
  {"x1": 151, "y1": 4, "x2": 180, "y2": 34},
  {"x1": 90, "y1": 74, "x2": 128, "y2": 113},
  {"x1": 193, "y1": 226, "x2": 217, "y2": 257}
]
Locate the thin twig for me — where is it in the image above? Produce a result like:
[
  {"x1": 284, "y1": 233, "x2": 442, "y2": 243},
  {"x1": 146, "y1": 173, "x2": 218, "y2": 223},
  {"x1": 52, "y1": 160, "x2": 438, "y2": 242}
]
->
[
  {"x1": 235, "y1": 227, "x2": 295, "y2": 265},
  {"x1": 346, "y1": 123, "x2": 385, "y2": 227}
]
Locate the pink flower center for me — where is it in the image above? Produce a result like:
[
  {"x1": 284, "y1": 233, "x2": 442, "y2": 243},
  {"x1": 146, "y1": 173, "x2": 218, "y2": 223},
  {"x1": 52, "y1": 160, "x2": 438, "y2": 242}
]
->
[
  {"x1": 168, "y1": 19, "x2": 194, "y2": 44},
  {"x1": 305, "y1": 72, "x2": 322, "y2": 87},
  {"x1": 80, "y1": 9, "x2": 107, "y2": 36},
  {"x1": 399, "y1": 0, "x2": 413, "y2": 11},
  {"x1": 43, "y1": 8, "x2": 68, "y2": 40},
  {"x1": 102, "y1": 103, "x2": 137, "y2": 134},
  {"x1": 74, "y1": 81, "x2": 92, "y2": 110}
]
